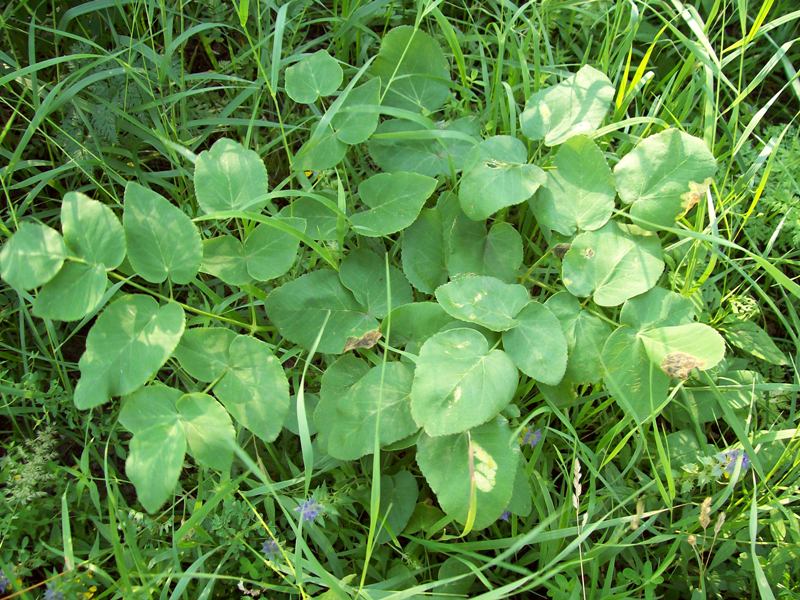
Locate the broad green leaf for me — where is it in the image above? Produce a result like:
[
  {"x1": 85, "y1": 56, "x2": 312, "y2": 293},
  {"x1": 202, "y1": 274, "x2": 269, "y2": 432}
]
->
[
  {"x1": 74, "y1": 295, "x2": 185, "y2": 409},
  {"x1": 332, "y1": 78, "x2": 381, "y2": 144},
  {"x1": 126, "y1": 421, "x2": 186, "y2": 513},
  {"x1": 123, "y1": 182, "x2": 202, "y2": 284},
  {"x1": 265, "y1": 269, "x2": 377, "y2": 354},
  {"x1": 441, "y1": 193, "x2": 523, "y2": 282},
  {"x1": 339, "y1": 248, "x2": 413, "y2": 319},
  {"x1": 520, "y1": 65, "x2": 614, "y2": 146},
  {"x1": 243, "y1": 218, "x2": 303, "y2": 281},
  {"x1": 615, "y1": 129, "x2": 717, "y2": 229},
  {"x1": 459, "y1": 136, "x2": 545, "y2": 221},
  {"x1": 416, "y1": 417, "x2": 519, "y2": 530},
  {"x1": 200, "y1": 236, "x2": 251, "y2": 286},
  {"x1": 119, "y1": 384, "x2": 181, "y2": 434},
  {"x1": 32, "y1": 262, "x2": 107, "y2": 321},
  {"x1": 401, "y1": 208, "x2": 447, "y2": 293},
  {"x1": 600, "y1": 326, "x2": 669, "y2": 424},
  {"x1": 411, "y1": 328, "x2": 518, "y2": 436},
  {"x1": 370, "y1": 26, "x2": 450, "y2": 113},
  {"x1": 377, "y1": 470, "x2": 419, "y2": 543},
  {"x1": 530, "y1": 136, "x2": 615, "y2": 235},
  {"x1": 367, "y1": 118, "x2": 479, "y2": 176},
  {"x1": 545, "y1": 292, "x2": 612, "y2": 383},
  {"x1": 295, "y1": 121, "x2": 347, "y2": 171},
  {"x1": 721, "y1": 319, "x2": 788, "y2": 365},
  {"x1": 665, "y1": 370, "x2": 758, "y2": 427},
  {"x1": 285, "y1": 392, "x2": 319, "y2": 436},
  {"x1": 619, "y1": 287, "x2": 696, "y2": 330},
  {"x1": 562, "y1": 222, "x2": 664, "y2": 306},
  {"x1": 435, "y1": 275, "x2": 529, "y2": 332},
  {"x1": 284, "y1": 50, "x2": 343, "y2": 104},
  {"x1": 315, "y1": 355, "x2": 371, "y2": 452},
  {"x1": 61, "y1": 192, "x2": 125, "y2": 268},
  {"x1": 279, "y1": 196, "x2": 338, "y2": 241},
  {"x1": 0, "y1": 222, "x2": 65, "y2": 290},
  {"x1": 502, "y1": 301, "x2": 568, "y2": 385},
  {"x1": 506, "y1": 460, "x2": 533, "y2": 517},
  {"x1": 638, "y1": 323, "x2": 726, "y2": 378},
  {"x1": 194, "y1": 139, "x2": 269, "y2": 213},
  {"x1": 177, "y1": 392, "x2": 235, "y2": 471},
  {"x1": 214, "y1": 335, "x2": 289, "y2": 443},
  {"x1": 174, "y1": 327, "x2": 236, "y2": 382},
  {"x1": 350, "y1": 172, "x2": 438, "y2": 237},
  {"x1": 383, "y1": 302, "x2": 452, "y2": 347},
  {"x1": 321, "y1": 361, "x2": 418, "y2": 460}
]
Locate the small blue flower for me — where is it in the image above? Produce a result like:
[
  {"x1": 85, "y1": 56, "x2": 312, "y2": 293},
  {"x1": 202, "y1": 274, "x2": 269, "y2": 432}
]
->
[
  {"x1": 715, "y1": 449, "x2": 750, "y2": 477},
  {"x1": 44, "y1": 583, "x2": 64, "y2": 600},
  {"x1": 0, "y1": 569, "x2": 9, "y2": 594},
  {"x1": 499, "y1": 510, "x2": 511, "y2": 522},
  {"x1": 294, "y1": 498, "x2": 323, "y2": 522},
  {"x1": 522, "y1": 428, "x2": 542, "y2": 448},
  {"x1": 262, "y1": 538, "x2": 280, "y2": 557}
]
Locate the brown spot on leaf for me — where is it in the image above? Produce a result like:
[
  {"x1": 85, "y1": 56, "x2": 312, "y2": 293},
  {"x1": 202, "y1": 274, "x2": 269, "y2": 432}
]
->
[
  {"x1": 343, "y1": 329, "x2": 382, "y2": 353},
  {"x1": 680, "y1": 178, "x2": 713, "y2": 212},
  {"x1": 553, "y1": 243, "x2": 571, "y2": 259},
  {"x1": 660, "y1": 351, "x2": 704, "y2": 379}
]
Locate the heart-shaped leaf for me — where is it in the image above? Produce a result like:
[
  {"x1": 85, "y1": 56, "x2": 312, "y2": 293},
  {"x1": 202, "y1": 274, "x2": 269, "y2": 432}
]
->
[
  {"x1": 502, "y1": 301, "x2": 568, "y2": 385},
  {"x1": 124, "y1": 182, "x2": 202, "y2": 284},
  {"x1": 176, "y1": 392, "x2": 236, "y2": 471},
  {"x1": 194, "y1": 139, "x2": 269, "y2": 213},
  {"x1": 294, "y1": 121, "x2": 347, "y2": 171},
  {"x1": 332, "y1": 78, "x2": 381, "y2": 144},
  {"x1": 350, "y1": 172, "x2": 438, "y2": 237},
  {"x1": 402, "y1": 208, "x2": 448, "y2": 293},
  {"x1": 285, "y1": 50, "x2": 343, "y2": 104},
  {"x1": 520, "y1": 65, "x2": 614, "y2": 146},
  {"x1": 32, "y1": 262, "x2": 107, "y2": 322},
  {"x1": 638, "y1": 323, "x2": 726, "y2": 378},
  {"x1": 411, "y1": 328, "x2": 518, "y2": 436},
  {"x1": 370, "y1": 26, "x2": 450, "y2": 113},
  {"x1": 619, "y1": 287, "x2": 696, "y2": 330},
  {"x1": 0, "y1": 222, "x2": 65, "y2": 290},
  {"x1": 615, "y1": 129, "x2": 717, "y2": 229},
  {"x1": 530, "y1": 136, "x2": 615, "y2": 235},
  {"x1": 200, "y1": 235, "x2": 251, "y2": 286},
  {"x1": 265, "y1": 269, "x2": 377, "y2": 354},
  {"x1": 459, "y1": 136, "x2": 545, "y2": 220},
  {"x1": 339, "y1": 248, "x2": 413, "y2": 319},
  {"x1": 125, "y1": 421, "x2": 186, "y2": 513},
  {"x1": 174, "y1": 327, "x2": 237, "y2": 382},
  {"x1": 73, "y1": 295, "x2": 185, "y2": 409},
  {"x1": 243, "y1": 218, "x2": 303, "y2": 281},
  {"x1": 562, "y1": 222, "x2": 664, "y2": 306},
  {"x1": 435, "y1": 275, "x2": 530, "y2": 332},
  {"x1": 416, "y1": 417, "x2": 519, "y2": 530},
  {"x1": 61, "y1": 192, "x2": 125, "y2": 268}
]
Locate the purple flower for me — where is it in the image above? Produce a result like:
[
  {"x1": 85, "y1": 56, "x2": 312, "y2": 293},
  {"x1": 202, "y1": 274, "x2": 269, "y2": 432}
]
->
[
  {"x1": 522, "y1": 428, "x2": 542, "y2": 448},
  {"x1": 0, "y1": 569, "x2": 9, "y2": 594},
  {"x1": 44, "y1": 583, "x2": 64, "y2": 600},
  {"x1": 294, "y1": 498, "x2": 323, "y2": 522},
  {"x1": 499, "y1": 511, "x2": 511, "y2": 522},
  {"x1": 716, "y1": 449, "x2": 750, "y2": 476},
  {"x1": 262, "y1": 538, "x2": 280, "y2": 557}
]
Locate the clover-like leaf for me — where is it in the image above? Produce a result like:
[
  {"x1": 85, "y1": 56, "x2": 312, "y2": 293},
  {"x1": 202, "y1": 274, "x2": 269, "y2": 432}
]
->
[
  {"x1": 265, "y1": 269, "x2": 377, "y2": 354},
  {"x1": 214, "y1": 335, "x2": 289, "y2": 443},
  {"x1": 285, "y1": 50, "x2": 343, "y2": 104},
  {"x1": 200, "y1": 235, "x2": 251, "y2": 286},
  {"x1": 194, "y1": 138, "x2": 269, "y2": 213},
  {"x1": 501, "y1": 301, "x2": 568, "y2": 385},
  {"x1": 376, "y1": 470, "x2": 419, "y2": 543},
  {"x1": 619, "y1": 287, "x2": 696, "y2": 330},
  {"x1": 73, "y1": 295, "x2": 186, "y2": 409},
  {"x1": 279, "y1": 196, "x2": 339, "y2": 241},
  {"x1": 32, "y1": 263, "x2": 107, "y2": 322},
  {"x1": 243, "y1": 217, "x2": 303, "y2": 281},
  {"x1": 530, "y1": 135, "x2": 615, "y2": 235},
  {"x1": 416, "y1": 417, "x2": 519, "y2": 530},
  {"x1": 368, "y1": 118, "x2": 479, "y2": 176},
  {"x1": 339, "y1": 248, "x2": 413, "y2": 319},
  {"x1": 370, "y1": 26, "x2": 450, "y2": 113},
  {"x1": 615, "y1": 129, "x2": 717, "y2": 230},
  {"x1": 459, "y1": 136, "x2": 545, "y2": 221},
  {"x1": 332, "y1": 78, "x2": 381, "y2": 144},
  {"x1": 435, "y1": 275, "x2": 529, "y2": 332},
  {"x1": 0, "y1": 222, "x2": 66, "y2": 290},
  {"x1": 350, "y1": 172, "x2": 438, "y2": 237},
  {"x1": 639, "y1": 323, "x2": 726, "y2": 379},
  {"x1": 124, "y1": 182, "x2": 202, "y2": 284},
  {"x1": 126, "y1": 421, "x2": 186, "y2": 513},
  {"x1": 562, "y1": 222, "x2": 664, "y2": 306},
  {"x1": 411, "y1": 328, "x2": 518, "y2": 436},
  {"x1": 176, "y1": 392, "x2": 235, "y2": 471},
  {"x1": 520, "y1": 65, "x2": 614, "y2": 146},
  {"x1": 294, "y1": 121, "x2": 348, "y2": 172},
  {"x1": 317, "y1": 359, "x2": 418, "y2": 460},
  {"x1": 174, "y1": 327, "x2": 237, "y2": 382},
  {"x1": 383, "y1": 302, "x2": 452, "y2": 347},
  {"x1": 402, "y1": 208, "x2": 448, "y2": 293},
  {"x1": 61, "y1": 192, "x2": 125, "y2": 268},
  {"x1": 545, "y1": 292, "x2": 612, "y2": 383}
]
